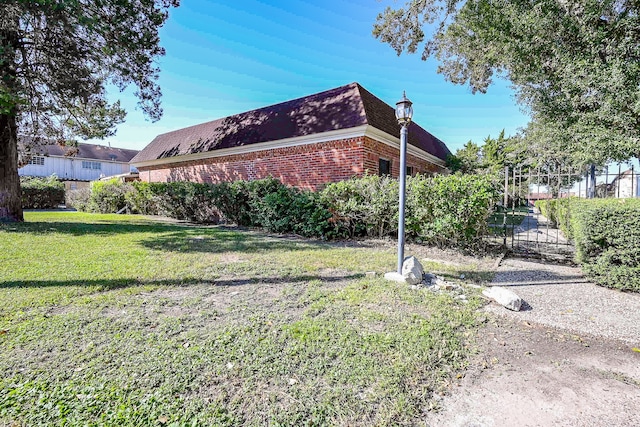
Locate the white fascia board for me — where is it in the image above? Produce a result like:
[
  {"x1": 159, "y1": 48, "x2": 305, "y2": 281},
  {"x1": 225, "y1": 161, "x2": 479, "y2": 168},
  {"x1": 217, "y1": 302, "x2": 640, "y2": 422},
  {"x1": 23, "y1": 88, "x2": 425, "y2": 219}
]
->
[
  {"x1": 363, "y1": 125, "x2": 447, "y2": 168},
  {"x1": 45, "y1": 154, "x2": 126, "y2": 165},
  {"x1": 131, "y1": 124, "x2": 370, "y2": 168}
]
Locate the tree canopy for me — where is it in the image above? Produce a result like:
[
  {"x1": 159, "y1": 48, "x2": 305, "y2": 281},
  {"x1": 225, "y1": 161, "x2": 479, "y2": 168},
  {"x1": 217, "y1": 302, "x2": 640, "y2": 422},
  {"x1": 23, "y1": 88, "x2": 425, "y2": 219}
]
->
[
  {"x1": 0, "y1": 0, "x2": 179, "y2": 221},
  {"x1": 447, "y1": 129, "x2": 527, "y2": 174},
  {"x1": 374, "y1": 0, "x2": 640, "y2": 165}
]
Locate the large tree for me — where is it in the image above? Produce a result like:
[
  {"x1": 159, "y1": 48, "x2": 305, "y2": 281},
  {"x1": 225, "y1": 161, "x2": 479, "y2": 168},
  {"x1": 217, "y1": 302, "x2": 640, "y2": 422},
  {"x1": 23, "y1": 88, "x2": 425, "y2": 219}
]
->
[
  {"x1": 373, "y1": 0, "x2": 640, "y2": 166},
  {"x1": 446, "y1": 140, "x2": 482, "y2": 174},
  {"x1": 448, "y1": 129, "x2": 528, "y2": 174},
  {"x1": 0, "y1": 0, "x2": 179, "y2": 222}
]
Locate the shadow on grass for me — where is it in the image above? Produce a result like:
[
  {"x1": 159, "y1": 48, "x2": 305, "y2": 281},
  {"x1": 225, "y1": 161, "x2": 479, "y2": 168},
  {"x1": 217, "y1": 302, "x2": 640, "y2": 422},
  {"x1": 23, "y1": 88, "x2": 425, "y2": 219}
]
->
[
  {"x1": 1, "y1": 221, "x2": 332, "y2": 254},
  {"x1": 139, "y1": 231, "x2": 330, "y2": 254},
  {"x1": 0, "y1": 220, "x2": 185, "y2": 236},
  {"x1": 0, "y1": 273, "x2": 363, "y2": 290}
]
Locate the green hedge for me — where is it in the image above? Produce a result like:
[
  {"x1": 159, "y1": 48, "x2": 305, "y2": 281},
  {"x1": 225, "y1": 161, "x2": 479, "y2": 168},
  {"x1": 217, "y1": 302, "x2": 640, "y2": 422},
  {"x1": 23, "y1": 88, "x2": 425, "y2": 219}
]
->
[
  {"x1": 570, "y1": 199, "x2": 640, "y2": 292},
  {"x1": 89, "y1": 179, "x2": 134, "y2": 214},
  {"x1": 321, "y1": 174, "x2": 497, "y2": 247},
  {"x1": 538, "y1": 198, "x2": 640, "y2": 292},
  {"x1": 534, "y1": 199, "x2": 553, "y2": 221},
  {"x1": 20, "y1": 176, "x2": 65, "y2": 209},
  {"x1": 77, "y1": 175, "x2": 497, "y2": 247},
  {"x1": 77, "y1": 178, "x2": 338, "y2": 238},
  {"x1": 535, "y1": 198, "x2": 572, "y2": 234},
  {"x1": 65, "y1": 187, "x2": 91, "y2": 211},
  {"x1": 320, "y1": 175, "x2": 398, "y2": 238},
  {"x1": 406, "y1": 174, "x2": 497, "y2": 247}
]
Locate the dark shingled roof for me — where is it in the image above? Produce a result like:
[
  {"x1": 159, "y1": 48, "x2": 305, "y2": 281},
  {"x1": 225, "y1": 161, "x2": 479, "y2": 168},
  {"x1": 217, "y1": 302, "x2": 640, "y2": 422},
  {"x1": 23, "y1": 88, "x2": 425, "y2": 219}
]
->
[
  {"x1": 29, "y1": 141, "x2": 139, "y2": 162},
  {"x1": 131, "y1": 82, "x2": 451, "y2": 164}
]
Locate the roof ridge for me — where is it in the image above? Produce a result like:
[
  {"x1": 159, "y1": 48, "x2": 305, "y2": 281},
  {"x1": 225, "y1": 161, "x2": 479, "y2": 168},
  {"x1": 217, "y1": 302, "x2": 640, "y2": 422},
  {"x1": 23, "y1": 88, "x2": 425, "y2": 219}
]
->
[
  {"x1": 352, "y1": 83, "x2": 372, "y2": 126},
  {"x1": 75, "y1": 141, "x2": 138, "y2": 152},
  {"x1": 355, "y1": 83, "x2": 391, "y2": 119}
]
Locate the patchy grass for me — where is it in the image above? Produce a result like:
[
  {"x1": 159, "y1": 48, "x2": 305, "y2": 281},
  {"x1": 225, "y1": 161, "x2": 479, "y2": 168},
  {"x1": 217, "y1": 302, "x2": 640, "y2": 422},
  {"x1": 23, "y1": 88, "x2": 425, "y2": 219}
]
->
[
  {"x1": 488, "y1": 205, "x2": 530, "y2": 228},
  {"x1": 0, "y1": 212, "x2": 489, "y2": 426}
]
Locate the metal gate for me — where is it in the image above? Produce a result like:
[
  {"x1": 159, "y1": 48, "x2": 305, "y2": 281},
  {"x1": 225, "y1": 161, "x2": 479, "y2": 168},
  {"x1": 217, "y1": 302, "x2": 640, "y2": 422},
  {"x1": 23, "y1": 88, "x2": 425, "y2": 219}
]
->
[
  {"x1": 510, "y1": 166, "x2": 579, "y2": 259},
  {"x1": 487, "y1": 163, "x2": 638, "y2": 260}
]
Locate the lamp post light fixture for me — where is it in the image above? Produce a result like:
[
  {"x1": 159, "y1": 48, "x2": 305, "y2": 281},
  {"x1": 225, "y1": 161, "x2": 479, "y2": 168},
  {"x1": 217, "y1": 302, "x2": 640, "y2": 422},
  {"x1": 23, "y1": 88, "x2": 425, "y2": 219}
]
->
[{"x1": 395, "y1": 91, "x2": 413, "y2": 274}]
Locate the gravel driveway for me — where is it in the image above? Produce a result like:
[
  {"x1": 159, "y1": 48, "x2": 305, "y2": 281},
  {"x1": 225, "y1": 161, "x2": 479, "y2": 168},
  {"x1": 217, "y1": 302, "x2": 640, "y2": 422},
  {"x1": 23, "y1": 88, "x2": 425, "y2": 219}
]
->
[
  {"x1": 426, "y1": 257, "x2": 640, "y2": 427},
  {"x1": 487, "y1": 258, "x2": 640, "y2": 345}
]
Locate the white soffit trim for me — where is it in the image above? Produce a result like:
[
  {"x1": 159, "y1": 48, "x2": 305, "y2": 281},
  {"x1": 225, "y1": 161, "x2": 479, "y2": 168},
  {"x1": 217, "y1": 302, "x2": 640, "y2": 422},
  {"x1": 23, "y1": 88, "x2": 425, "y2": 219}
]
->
[
  {"x1": 364, "y1": 125, "x2": 447, "y2": 167},
  {"x1": 131, "y1": 124, "x2": 369, "y2": 168},
  {"x1": 47, "y1": 155, "x2": 127, "y2": 164}
]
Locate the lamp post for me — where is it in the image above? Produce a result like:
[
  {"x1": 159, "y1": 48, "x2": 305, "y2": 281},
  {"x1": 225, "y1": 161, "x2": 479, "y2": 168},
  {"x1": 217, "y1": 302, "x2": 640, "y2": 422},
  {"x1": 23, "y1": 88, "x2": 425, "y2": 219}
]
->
[{"x1": 395, "y1": 91, "x2": 413, "y2": 274}]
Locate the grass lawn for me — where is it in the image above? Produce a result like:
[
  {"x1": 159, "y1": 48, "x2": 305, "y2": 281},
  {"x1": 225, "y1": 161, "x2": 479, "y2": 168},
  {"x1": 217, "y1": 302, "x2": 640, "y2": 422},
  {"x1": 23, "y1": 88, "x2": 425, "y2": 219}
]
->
[
  {"x1": 487, "y1": 205, "x2": 530, "y2": 228},
  {"x1": 0, "y1": 212, "x2": 491, "y2": 426}
]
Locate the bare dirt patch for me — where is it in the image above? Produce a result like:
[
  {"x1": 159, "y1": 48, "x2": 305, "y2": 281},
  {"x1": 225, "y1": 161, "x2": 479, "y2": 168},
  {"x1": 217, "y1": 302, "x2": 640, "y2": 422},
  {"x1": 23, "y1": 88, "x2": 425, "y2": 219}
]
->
[
  {"x1": 427, "y1": 318, "x2": 640, "y2": 427},
  {"x1": 427, "y1": 257, "x2": 640, "y2": 427}
]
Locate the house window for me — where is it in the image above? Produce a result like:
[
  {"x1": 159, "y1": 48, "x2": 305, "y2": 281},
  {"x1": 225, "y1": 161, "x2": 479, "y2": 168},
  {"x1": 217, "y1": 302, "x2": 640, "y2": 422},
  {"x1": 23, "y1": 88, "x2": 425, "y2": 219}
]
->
[
  {"x1": 379, "y1": 158, "x2": 391, "y2": 176},
  {"x1": 406, "y1": 166, "x2": 413, "y2": 176},
  {"x1": 82, "y1": 161, "x2": 101, "y2": 170},
  {"x1": 28, "y1": 156, "x2": 45, "y2": 166}
]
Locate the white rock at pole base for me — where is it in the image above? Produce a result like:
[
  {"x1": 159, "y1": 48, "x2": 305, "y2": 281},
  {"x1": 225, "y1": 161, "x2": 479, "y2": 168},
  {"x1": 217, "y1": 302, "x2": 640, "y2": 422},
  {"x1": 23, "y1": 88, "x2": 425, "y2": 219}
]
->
[
  {"x1": 402, "y1": 256, "x2": 424, "y2": 285},
  {"x1": 482, "y1": 286, "x2": 523, "y2": 311},
  {"x1": 384, "y1": 256, "x2": 425, "y2": 285},
  {"x1": 384, "y1": 272, "x2": 407, "y2": 283}
]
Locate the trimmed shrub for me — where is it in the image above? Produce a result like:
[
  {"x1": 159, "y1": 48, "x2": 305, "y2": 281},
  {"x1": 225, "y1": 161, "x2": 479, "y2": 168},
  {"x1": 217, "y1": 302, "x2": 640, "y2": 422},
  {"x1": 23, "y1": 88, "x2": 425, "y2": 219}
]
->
[
  {"x1": 89, "y1": 179, "x2": 133, "y2": 214},
  {"x1": 66, "y1": 188, "x2": 92, "y2": 212},
  {"x1": 192, "y1": 177, "x2": 284, "y2": 226},
  {"x1": 208, "y1": 181, "x2": 252, "y2": 226},
  {"x1": 321, "y1": 174, "x2": 497, "y2": 247},
  {"x1": 569, "y1": 198, "x2": 640, "y2": 292},
  {"x1": 252, "y1": 185, "x2": 336, "y2": 237},
  {"x1": 20, "y1": 176, "x2": 65, "y2": 209},
  {"x1": 538, "y1": 197, "x2": 640, "y2": 292},
  {"x1": 321, "y1": 174, "x2": 398, "y2": 238},
  {"x1": 78, "y1": 175, "x2": 497, "y2": 247},
  {"x1": 125, "y1": 181, "x2": 161, "y2": 215},
  {"x1": 149, "y1": 182, "x2": 220, "y2": 223},
  {"x1": 535, "y1": 199, "x2": 552, "y2": 221},
  {"x1": 535, "y1": 198, "x2": 572, "y2": 233},
  {"x1": 406, "y1": 174, "x2": 497, "y2": 247}
]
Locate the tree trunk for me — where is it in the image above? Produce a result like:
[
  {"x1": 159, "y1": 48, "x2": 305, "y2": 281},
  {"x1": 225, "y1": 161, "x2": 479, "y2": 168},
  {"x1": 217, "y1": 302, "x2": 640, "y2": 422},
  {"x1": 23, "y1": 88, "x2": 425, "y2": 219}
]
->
[
  {"x1": 0, "y1": 25, "x2": 23, "y2": 222},
  {"x1": 0, "y1": 112, "x2": 23, "y2": 222}
]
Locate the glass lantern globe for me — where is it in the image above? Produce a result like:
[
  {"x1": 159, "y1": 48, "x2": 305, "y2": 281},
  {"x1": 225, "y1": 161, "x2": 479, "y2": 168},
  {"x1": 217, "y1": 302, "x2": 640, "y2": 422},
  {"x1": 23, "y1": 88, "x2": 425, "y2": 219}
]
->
[{"x1": 395, "y1": 91, "x2": 413, "y2": 125}]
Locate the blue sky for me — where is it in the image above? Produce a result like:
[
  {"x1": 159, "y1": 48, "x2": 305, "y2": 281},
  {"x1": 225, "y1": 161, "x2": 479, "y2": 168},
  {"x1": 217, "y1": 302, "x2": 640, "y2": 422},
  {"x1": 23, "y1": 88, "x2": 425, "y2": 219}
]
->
[{"x1": 102, "y1": 0, "x2": 530, "y2": 153}]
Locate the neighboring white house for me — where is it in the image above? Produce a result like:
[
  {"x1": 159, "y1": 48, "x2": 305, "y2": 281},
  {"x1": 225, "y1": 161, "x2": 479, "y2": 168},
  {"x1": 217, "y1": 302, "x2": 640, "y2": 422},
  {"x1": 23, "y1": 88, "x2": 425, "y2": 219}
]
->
[
  {"x1": 611, "y1": 169, "x2": 640, "y2": 198},
  {"x1": 19, "y1": 142, "x2": 139, "y2": 190}
]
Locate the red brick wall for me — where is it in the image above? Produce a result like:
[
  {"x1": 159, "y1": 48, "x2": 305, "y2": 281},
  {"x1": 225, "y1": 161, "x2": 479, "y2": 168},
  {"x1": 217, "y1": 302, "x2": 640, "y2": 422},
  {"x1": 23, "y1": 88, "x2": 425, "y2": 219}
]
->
[
  {"x1": 137, "y1": 135, "x2": 448, "y2": 190},
  {"x1": 362, "y1": 137, "x2": 446, "y2": 177},
  {"x1": 137, "y1": 138, "x2": 365, "y2": 191}
]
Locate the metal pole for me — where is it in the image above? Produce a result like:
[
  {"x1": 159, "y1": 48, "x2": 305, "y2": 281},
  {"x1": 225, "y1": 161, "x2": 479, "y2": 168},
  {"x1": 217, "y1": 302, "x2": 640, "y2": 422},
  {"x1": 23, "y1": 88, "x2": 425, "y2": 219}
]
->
[
  {"x1": 585, "y1": 171, "x2": 589, "y2": 198},
  {"x1": 397, "y1": 124, "x2": 408, "y2": 274},
  {"x1": 503, "y1": 166, "x2": 508, "y2": 247},
  {"x1": 618, "y1": 163, "x2": 622, "y2": 198},
  {"x1": 589, "y1": 164, "x2": 596, "y2": 199}
]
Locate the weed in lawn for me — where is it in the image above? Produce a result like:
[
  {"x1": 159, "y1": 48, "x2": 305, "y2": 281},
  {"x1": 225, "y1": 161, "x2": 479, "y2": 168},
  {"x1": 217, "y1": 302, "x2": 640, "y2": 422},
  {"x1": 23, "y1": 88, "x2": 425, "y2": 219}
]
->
[{"x1": 0, "y1": 212, "x2": 488, "y2": 426}]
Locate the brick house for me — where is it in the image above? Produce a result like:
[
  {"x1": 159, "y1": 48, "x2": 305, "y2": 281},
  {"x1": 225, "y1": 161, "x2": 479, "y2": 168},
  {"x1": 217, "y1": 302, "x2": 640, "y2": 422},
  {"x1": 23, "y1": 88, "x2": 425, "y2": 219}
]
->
[{"x1": 131, "y1": 83, "x2": 451, "y2": 190}]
